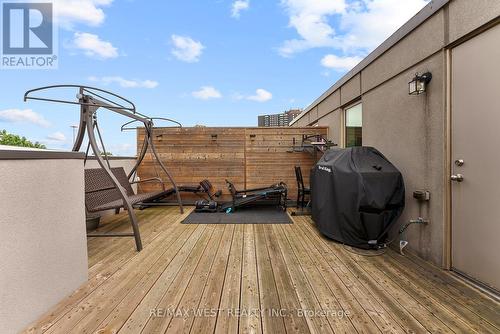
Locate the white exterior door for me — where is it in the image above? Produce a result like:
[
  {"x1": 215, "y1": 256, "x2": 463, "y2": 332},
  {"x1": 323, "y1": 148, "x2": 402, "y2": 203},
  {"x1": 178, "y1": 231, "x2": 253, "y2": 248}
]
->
[{"x1": 451, "y1": 24, "x2": 500, "y2": 292}]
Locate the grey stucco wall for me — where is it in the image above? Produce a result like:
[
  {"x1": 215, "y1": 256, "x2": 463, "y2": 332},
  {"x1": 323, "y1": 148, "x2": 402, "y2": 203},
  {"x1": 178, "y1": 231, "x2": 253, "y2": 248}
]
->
[
  {"x1": 84, "y1": 157, "x2": 137, "y2": 175},
  {"x1": 318, "y1": 90, "x2": 340, "y2": 119},
  {"x1": 316, "y1": 108, "x2": 342, "y2": 146},
  {"x1": 362, "y1": 52, "x2": 445, "y2": 265},
  {"x1": 291, "y1": 0, "x2": 500, "y2": 266},
  {"x1": 340, "y1": 74, "x2": 361, "y2": 105},
  {"x1": 448, "y1": 0, "x2": 500, "y2": 43},
  {"x1": 0, "y1": 158, "x2": 88, "y2": 334}
]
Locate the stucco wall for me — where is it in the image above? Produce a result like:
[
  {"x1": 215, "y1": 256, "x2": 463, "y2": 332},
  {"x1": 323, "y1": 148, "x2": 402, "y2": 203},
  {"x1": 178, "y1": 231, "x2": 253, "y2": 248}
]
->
[
  {"x1": 362, "y1": 52, "x2": 445, "y2": 264},
  {"x1": 318, "y1": 90, "x2": 340, "y2": 119},
  {"x1": 316, "y1": 108, "x2": 342, "y2": 146},
  {"x1": 448, "y1": 0, "x2": 500, "y2": 43},
  {"x1": 340, "y1": 74, "x2": 361, "y2": 105},
  {"x1": 84, "y1": 157, "x2": 137, "y2": 175},
  {"x1": 0, "y1": 157, "x2": 88, "y2": 334}
]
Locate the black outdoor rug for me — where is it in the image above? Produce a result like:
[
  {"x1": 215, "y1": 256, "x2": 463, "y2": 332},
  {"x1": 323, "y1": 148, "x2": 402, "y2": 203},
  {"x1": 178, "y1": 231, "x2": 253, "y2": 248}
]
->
[{"x1": 182, "y1": 206, "x2": 293, "y2": 224}]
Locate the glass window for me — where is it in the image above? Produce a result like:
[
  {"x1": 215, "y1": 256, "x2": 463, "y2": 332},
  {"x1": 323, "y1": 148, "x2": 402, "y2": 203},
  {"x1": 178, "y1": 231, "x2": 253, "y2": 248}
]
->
[{"x1": 345, "y1": 103, "x2": 362, "y2": 147}]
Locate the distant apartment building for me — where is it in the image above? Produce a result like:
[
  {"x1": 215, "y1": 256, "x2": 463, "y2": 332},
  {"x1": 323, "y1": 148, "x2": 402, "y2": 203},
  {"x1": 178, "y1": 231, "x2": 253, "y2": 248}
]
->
[{"x1": 258, "y1": 109, "x2": 302, "y2": 127}]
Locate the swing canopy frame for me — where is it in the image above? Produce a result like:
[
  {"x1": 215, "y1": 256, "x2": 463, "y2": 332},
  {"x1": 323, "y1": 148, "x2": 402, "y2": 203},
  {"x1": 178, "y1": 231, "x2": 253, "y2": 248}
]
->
[{"x1": 24, "y1": 85, "x2": 183, "y2": 251}]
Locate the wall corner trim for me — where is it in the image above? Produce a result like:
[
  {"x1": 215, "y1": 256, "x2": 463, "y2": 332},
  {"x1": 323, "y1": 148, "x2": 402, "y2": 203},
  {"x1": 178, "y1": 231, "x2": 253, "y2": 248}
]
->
[{"x1": 0, "y1": 150, "x2": 85, "y2": 160}]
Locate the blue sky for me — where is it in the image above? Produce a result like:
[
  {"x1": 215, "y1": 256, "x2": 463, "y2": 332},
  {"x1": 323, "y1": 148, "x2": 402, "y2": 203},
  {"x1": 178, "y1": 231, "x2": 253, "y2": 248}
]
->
[{"x1": 0, "y1": 0, "x2": 428, "y2": 155}]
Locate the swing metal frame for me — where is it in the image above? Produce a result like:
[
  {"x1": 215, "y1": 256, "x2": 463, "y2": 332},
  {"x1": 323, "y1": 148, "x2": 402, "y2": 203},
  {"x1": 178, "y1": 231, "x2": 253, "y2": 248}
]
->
[{"x1": 24, "y1": 85, "x2": 183, "y2": 251}]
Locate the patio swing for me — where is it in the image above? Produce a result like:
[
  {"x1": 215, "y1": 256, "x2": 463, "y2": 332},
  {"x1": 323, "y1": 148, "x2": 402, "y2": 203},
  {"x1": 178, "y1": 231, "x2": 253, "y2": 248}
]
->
[{"x1": 24, "y1": 85, "x2": 184, "y2": 251}]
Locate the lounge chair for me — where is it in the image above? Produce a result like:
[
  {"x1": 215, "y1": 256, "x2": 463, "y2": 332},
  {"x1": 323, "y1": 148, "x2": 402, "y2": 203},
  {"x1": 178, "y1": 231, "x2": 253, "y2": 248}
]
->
[
  {"x1": 223, "y1": 179, "x2": 287, "y2": 212},
  {"x1": 137, "y1": 179, "x2": 222, "y2": 208},
  {"x1": 199, "y1": 179, "x2": 222, "y2": 200},
  {"x1": 294, "y1": 166, "x2": 310, "y2": 208}
]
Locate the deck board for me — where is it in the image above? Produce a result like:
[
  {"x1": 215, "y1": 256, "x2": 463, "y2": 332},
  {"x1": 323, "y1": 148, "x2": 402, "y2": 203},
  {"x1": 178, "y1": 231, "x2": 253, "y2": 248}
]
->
[
  {"x1": 23, "y1": 207, "x2": 500, "y2": 334},
  {"x1": 214, "y1": 224, "x2": 244, "y2": 334},
  {"x1": 254, "y1": 224, "x2": 286, "y2": 334},
  {"x1": 239, "y1": 224, "x2": 262, "y2": 334}
]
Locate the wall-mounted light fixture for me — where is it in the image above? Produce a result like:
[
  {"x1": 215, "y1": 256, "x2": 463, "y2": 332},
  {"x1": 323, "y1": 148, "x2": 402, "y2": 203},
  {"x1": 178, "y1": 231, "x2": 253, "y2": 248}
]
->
[
  {"x1": 408, "y1": 72, "x2": 432, "y2": 95},
  {"x1": 211, "y1": 134, "x2": 218, "y2": 142}
]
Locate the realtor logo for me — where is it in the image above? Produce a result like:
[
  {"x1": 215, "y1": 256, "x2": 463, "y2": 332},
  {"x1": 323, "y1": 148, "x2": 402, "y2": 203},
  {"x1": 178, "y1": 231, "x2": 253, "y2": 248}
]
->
[{"x1": 1, "y1": 1, "x2": 57, "y2": 69}]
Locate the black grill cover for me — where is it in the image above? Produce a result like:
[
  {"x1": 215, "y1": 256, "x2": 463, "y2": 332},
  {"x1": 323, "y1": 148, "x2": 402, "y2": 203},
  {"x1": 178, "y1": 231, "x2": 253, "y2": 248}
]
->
[{"x1": 311, "y1": 147, "x2": 405, "y2": 249}]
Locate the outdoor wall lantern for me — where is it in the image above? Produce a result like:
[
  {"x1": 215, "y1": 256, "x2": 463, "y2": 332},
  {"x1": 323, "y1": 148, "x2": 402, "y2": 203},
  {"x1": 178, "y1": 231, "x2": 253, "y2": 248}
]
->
[{"x1": 408, "y1": 72, "x2": 432, "y2": 95}]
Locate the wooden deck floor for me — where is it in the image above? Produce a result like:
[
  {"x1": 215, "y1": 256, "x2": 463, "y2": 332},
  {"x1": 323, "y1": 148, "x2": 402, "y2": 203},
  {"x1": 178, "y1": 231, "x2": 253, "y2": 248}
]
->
[{"x1": 24, "y1": 207, "x2": 500, "y2": 334}]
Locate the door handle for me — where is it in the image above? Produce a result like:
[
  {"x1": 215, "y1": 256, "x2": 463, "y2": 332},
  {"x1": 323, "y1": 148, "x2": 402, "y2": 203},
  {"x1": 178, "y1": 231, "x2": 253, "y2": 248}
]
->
[{"x1": 451, "y1": 174, "x2": 464, "y2": 182}]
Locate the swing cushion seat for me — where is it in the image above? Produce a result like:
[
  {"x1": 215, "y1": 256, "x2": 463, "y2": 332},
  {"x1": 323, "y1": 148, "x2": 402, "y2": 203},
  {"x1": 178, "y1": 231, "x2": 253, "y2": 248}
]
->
[
  {"x1": 85, "y1": 167, "x2": 175, "y2": 213},
  {"x1": 89, "y1": 191, "x2": 170, "y2": 212}
]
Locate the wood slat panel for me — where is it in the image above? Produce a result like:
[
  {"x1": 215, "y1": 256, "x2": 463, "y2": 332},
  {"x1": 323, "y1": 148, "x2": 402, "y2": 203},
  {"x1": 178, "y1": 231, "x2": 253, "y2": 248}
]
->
[{"x1": 138, "y1": 127, "x2": 328, "y2": 201}]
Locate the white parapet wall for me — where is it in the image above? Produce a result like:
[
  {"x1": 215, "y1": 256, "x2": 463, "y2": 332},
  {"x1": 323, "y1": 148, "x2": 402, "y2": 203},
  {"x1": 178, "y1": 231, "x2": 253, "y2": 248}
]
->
[
  {"x1": 0, "y1": 146, "x2": 88, "y2": 334},
  {"x1": 84, "y1": 156, "x2": 138, "y2": 177}
]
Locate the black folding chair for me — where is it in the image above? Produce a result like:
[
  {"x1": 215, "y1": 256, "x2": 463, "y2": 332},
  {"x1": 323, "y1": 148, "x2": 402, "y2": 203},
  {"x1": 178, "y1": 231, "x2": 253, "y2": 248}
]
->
[{"x1": 294, "y1": 166, "x2": 310, "y2": 208}]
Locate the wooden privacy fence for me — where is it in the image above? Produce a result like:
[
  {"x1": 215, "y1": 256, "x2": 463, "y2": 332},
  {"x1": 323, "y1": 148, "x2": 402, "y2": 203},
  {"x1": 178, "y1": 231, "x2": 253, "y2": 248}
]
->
[{"x1": 137, "y1": 126, "x2": 328, "y2": 201}]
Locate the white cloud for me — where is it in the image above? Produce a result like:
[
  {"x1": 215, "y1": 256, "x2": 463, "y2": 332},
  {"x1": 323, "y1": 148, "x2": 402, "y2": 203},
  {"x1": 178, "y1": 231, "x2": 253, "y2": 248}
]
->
[
  {"x1": 320, "y1": 54, "x2": 362, "y2": 71},
  {"x1": 0, "y1": 109, "x2": 50, "y2": 128},
  {"x1": 247, "y1": 89, "x2": 273, "y2": 102},
  {"x1": 171, "y1": 35, "x2": 204, "y2": 63},
  {"x1": 88, "y1": 76, "x2": 159, "y2": 88},
  {"x1": 279, "y1": 0, "x2": 428, "y2": 56},
  {"x1": 56, "y1": 2, "x2": 119, "y2": 62},
  {"x1": 46, "y1": 132, "x2": 67, "y2": 142},
  {"x1": 109, "y1": 143, "x2": 135, "y2": 156},
  {"x1": 233, "y1": 89, "x2": 273, "y2": 102},
  {"x1": 55, "y1": 0, "x2": 113, "y2": 28},
  {"x1": 231, "y1": 0, "x2": 250, "y2": 18},
  {"x1": 279, "y1": 0, "x2": 346, "y2": 56},
  {"x1": 339, "y1": 0, "x2": 428, "y2": 53},
  {"x1": 72, "y1": 32, "x2": 118, "y2": 59},
  {"x1": 192, "y1": 86, "x2": 222, "y2": 100}
]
